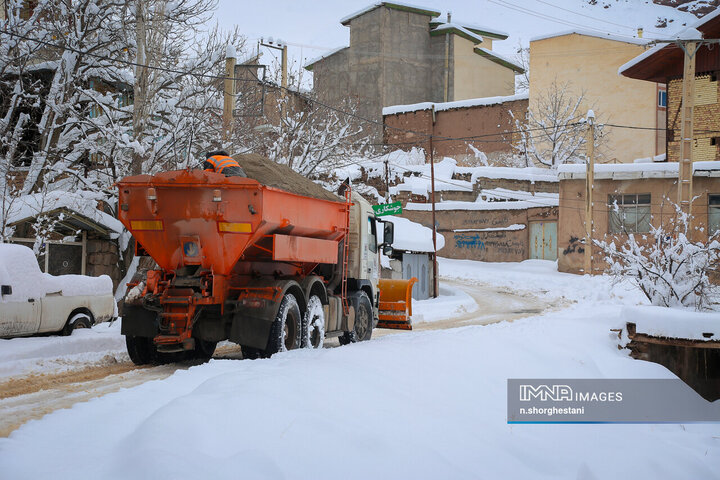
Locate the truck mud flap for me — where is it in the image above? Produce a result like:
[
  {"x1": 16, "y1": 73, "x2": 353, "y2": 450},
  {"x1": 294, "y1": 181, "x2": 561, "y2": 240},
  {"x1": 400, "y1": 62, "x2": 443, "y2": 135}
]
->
[
  {"x1": 121, "y1": 304, "x2": 160, "y2": 338},
  {"x1": 229, "y1": 312, "x2": 274, "y2": 349}
]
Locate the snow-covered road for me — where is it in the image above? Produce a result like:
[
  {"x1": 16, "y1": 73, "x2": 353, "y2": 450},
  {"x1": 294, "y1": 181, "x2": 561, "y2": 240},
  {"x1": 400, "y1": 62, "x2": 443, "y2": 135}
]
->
[
  {"x1": 0, "y1": 277, "x2": 557, "y2": 439},
  {"x1": 0, "y1": 259, "x2": 717, "y2": 479}
]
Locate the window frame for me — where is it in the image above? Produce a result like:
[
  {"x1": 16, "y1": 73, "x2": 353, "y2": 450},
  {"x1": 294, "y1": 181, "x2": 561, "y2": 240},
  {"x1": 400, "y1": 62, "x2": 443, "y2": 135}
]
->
[
  {"x1": 709, "y1": 194, "x2": 720, "y2": 236},
  {"x1": 608, "y1": 193, "x2": 652, "y2": 234}
]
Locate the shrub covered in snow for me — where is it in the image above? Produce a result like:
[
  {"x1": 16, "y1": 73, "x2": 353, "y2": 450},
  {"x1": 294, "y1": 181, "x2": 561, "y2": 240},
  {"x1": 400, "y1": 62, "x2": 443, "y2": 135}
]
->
[{"x1": 595, "y1": 212, "x2": 720, "y2": 311}]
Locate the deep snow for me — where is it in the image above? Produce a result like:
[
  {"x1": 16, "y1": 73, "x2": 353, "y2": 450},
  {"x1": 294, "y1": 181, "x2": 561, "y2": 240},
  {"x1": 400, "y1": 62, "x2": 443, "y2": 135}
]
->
[{"x1": 0, "y1": 259, "x2": 718, "y2": 479}]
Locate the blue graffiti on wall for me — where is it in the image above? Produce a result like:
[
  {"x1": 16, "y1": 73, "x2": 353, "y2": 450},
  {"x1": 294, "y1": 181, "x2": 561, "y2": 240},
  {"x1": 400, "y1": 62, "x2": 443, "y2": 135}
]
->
[{"x1": 455, "y1": 233, "x2": 486, "y2": 250}]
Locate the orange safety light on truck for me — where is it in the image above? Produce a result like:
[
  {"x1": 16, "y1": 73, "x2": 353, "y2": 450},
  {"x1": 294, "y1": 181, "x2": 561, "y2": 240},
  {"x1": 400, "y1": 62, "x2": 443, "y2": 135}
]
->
[{"x1": 117, "y1": 155, "x2": 413, "y2": 364}]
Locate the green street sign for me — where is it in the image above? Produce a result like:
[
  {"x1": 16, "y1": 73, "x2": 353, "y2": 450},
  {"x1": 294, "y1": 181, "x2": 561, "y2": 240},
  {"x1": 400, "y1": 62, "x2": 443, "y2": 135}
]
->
[{"x1": 373, "y1": 201, "x2": 402, "y2": 217}]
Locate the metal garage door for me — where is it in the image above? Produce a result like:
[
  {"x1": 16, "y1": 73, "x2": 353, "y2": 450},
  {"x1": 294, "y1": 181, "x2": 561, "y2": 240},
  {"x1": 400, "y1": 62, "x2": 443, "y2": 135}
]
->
[
  {"x1": 402, "y1": 253, "x2": 430, "y2": 300},
  {"x1": 529, "y1": 221, "x2": 558, "y2": 261}
]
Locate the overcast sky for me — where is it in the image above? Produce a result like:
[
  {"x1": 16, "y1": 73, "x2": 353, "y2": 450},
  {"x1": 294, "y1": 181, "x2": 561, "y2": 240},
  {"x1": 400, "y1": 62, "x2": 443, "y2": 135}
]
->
[{"x1": 212, "y1": 0, "x2": 697, "y2": 82}]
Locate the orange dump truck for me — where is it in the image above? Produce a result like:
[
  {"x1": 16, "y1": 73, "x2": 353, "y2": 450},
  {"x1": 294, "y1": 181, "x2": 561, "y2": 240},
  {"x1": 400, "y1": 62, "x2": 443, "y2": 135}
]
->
[{"x1": 117, "y1": 159, "x2": 409, "y2": 364}]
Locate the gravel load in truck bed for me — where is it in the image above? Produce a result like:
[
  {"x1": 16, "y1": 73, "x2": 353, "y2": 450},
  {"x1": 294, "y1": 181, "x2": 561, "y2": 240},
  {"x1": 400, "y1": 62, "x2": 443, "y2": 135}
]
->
[{"x1": 235, "y1": 153, "x2": 342, "y2": 203}]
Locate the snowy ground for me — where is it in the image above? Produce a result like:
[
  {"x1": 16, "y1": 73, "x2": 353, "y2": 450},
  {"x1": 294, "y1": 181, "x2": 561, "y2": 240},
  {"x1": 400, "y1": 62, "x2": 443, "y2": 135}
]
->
[
  {"x1": 0, "y1": 259, "x2": 718, "y2": 479},
  {"x1": 0, "y1": 322, "x2": 127, "y2": 380}
]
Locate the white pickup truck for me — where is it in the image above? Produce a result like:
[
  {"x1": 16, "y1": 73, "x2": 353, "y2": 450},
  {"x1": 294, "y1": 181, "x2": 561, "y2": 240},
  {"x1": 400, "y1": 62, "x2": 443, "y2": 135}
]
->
[{"x1": 0, "y1": 243, "x2": 116, "y2": 338}]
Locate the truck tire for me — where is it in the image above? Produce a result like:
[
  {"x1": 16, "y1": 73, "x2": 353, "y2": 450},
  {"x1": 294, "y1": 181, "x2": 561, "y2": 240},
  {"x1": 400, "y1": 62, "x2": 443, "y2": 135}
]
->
[
  {"x1": 302, "y1": 295, "x2": 325, "y2": 349},
  {"x1": 126, "y1": 335, "x2": 156, "y2": 365},
  {"x1": 339, "y1": 292, "x2": 372, "y2": 345},
  {"x1": 192, "y1": 339, "x2": 217, "y2": 361},
  {"x1": 264, "y1": 293, "x2": 302, "y2": 356}
]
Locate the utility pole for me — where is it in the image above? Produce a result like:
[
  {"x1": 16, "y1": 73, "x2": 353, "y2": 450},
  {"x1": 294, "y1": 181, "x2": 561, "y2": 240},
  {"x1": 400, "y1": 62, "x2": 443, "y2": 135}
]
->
[
  {"x1": 260, "y1": 38, "x2": 288, "y2": 114},
  {"x1": 677, "y1": 40, "x2": 698, "y2": 219},
  {"x1": 384, "y1": 157, "x2": 390, "y2": 202},
  {"x1": 584, "y1": 110, "x2": 595, "y2": 275},
  {"x1": 223, "y1": 45, "x2": 236, "y2": 143},
  {"x1": 430, "y1": 105, "x2": 438, "y2": 298}
]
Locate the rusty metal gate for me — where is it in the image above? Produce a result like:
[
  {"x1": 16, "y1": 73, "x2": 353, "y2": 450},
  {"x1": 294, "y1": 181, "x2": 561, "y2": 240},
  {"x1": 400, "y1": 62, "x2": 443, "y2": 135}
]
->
[{"x1": 529, "y1": 221, "x2": 557, "y2": 261}]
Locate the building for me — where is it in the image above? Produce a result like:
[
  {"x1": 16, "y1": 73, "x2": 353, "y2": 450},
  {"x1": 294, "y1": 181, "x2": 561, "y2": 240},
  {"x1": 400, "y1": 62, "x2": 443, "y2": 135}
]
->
[
  {"x1": 382, "y1": 93, "x2": 528, "y2": 165},
  {"x1": 620, "y1": 9, "x2": 720, "y2": 163},
  {"x1": 305, "y1": 2, "x2": 522, "y2": 140},
  {"x1": 401, "y1": 186, "x2": 559, "y2": 263},
  {"x1": 529, "y1": 31, "x2": 664, "y2": 163},
  {"x1": 557, "y1": 162, "x2": 720, "y2": 274},
  {"x1": 5, "y1": 191, "x2": 126, "y2": 288}
]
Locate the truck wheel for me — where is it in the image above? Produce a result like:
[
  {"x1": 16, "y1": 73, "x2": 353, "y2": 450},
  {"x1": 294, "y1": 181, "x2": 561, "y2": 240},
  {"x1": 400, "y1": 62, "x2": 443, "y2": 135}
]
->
[
  {"x1": 193, "y1": 339, "x2": 217, "y2": 361},
  {"x1": 265, "y1": 293, "x2": 302, "y2": 356},
  {"x1": 339, "y1": 292, "x2": 372, "y2": 345},
  {"x1": 303, "y1": 295, "x2": 325, "y2": 349},
  {"x1": 126, "y1": 335, "x2": 156, "y2": 365},
  {"x1": 62, "y1": 312, "x2": 93, "y2": 336}
]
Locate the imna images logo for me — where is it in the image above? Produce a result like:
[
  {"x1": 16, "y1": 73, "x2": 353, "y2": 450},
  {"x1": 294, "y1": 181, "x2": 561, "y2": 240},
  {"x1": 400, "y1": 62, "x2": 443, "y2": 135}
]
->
[{"x1": 519, "y1": 384, "x2": 573, "y2": 402}]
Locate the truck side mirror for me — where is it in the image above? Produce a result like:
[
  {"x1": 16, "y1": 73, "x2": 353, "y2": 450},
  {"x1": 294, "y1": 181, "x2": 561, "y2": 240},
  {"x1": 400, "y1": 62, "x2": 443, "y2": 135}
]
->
[
  {"x1": 383, "y1": 222, "x2": 394, "y2": 246},
  {"x1": 383, "y1": 245, "x2": 394, "y2": 257},
  {"x1": 1, "y1": 285, "x2": 12, "y2": 295}
]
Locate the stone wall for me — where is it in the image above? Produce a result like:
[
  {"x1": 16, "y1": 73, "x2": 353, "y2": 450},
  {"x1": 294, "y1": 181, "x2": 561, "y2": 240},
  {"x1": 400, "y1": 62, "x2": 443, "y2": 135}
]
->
[{"x1": 86, "y1": 238, "x2": 122, "y2": 290}]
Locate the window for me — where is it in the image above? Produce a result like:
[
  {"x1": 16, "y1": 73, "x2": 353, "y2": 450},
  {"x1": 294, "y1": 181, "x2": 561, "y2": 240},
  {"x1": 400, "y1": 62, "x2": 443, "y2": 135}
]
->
[
  {"x1": 608, "y1": 194, "x2": 651, "y2": 233},
  {"x1": 658, "y1": 90, "x2": 667, "y2": 108},
  {"x1": 367, "y1": 217, "x2": 377, "y2": 253},
  {"x1": 712, "y1": 137, "x2": 720, "y2": 146},
  {"x1": 710, "y1": 195, "x2": 720, "y2": 236}
]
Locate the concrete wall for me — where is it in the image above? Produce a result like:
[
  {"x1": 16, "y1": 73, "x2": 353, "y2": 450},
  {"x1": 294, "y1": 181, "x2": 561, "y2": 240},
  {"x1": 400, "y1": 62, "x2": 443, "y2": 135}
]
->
[
  {"x1": 453, "y1": 37, "x2": 514, "y2": 100},
  {"x1": 529, "y1": 34, "x2": 660, "y2": 163},
  {"x1": 667, "y1": 74, "x2": 720, "y2": 163},
  {"x1": 401, "y1": 206, "x2": 557, "y2": 261},
  {"x1": 383, "y1": 97, "x2": 529, "y2": 164},
  {"x1": 558, "y1": 176, "x2": 719, "y2": 274}
]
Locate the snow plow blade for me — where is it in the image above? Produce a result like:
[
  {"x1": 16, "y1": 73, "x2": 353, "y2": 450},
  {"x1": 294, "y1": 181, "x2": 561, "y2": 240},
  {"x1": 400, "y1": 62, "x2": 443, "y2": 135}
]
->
[{"x1": 376, "y1": 278, "x2": 417, "y2": 330}]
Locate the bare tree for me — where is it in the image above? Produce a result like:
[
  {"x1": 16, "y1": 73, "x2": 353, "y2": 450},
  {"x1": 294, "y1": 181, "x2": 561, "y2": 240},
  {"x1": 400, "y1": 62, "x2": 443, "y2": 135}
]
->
[{"x1": 513, "y1": 81, "x2": 606, "y2": 169}]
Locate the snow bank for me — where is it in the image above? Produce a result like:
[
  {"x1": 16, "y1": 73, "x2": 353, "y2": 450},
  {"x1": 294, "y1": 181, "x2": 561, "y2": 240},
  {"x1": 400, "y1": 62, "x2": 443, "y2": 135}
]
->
[
  {"x1": 0, "y1": 321, "x2": 125, "y2": 378},
  {"x1": 438, "y1": 257, "x2": 647, "y2": 305},
  {"x1": 622, "y1": 306, "x2": 720, "y2": 341},
  {"x1": 1, "y1": 302, "x2": 716, "y2": 479},
  {"x1": 410, "y1": 284, "x2": 478, "y2": 323},
  {"x1": 406, "y1": 194, "x2": 557, "y2": 211},
  {"x1": 0, "y1": 244, "x2": 113, "y2": 302}
]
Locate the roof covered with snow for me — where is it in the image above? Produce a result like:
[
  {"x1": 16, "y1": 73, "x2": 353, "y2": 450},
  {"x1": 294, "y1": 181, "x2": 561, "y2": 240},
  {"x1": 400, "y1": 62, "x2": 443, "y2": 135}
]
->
[
  {"x1": 530, "y1": 29, "x2": 649, "y2": 45},
  {"x1": 430, "y1": 23, "x2": 485, "y2": 44},
  {"x1": 429, "y1": 19, "x2": 508, "y2": 40},
  {"x1": 2, "y1": 191, "x2": 124, "y2": 236},
  {"x1": 304, "y1": 46, "x2": 349, "y2": 70},
  {"x1": 619, "y1": 8, "x2": 720, "y2": 81},
  {"x1": 380, "y1": 215, "x2": 445, "y2": 252},
  {"x1": 340, "y1": 2, "x2": 440, "y2": 26},
  {"x1": 405, "y1": 189, "x2": 558, "y2": 212},
  {"x1": 382, "y1": 92, "x2": 528, "y2": 116},
  {"x1": 558, "y1": 160, "x2": 720, "y2": 180},
  {"x1": 473, "y1": 47, "x2": 525, "y2": 73}
]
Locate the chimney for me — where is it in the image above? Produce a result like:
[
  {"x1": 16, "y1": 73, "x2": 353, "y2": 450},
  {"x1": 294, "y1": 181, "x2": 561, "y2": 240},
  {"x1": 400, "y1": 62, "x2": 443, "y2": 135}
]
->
[
  {"x1": 447, "y1": 11, "x2": 451, "y2": 23},
  {"x1": 637, "y1": 27, "x2": 643, "y2": 38}
]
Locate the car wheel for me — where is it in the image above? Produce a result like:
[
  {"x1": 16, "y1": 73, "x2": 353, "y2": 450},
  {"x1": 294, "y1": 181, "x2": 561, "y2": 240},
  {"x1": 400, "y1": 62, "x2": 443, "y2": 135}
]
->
[{"x1": 62, "y1": 312, "x2": 93, "y2": 336}]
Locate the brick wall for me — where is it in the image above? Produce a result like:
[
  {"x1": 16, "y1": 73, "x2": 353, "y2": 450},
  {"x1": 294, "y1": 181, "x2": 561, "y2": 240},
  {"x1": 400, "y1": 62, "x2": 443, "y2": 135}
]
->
[
  {"x1": 667, "y1": 73, "x2": 720, "y2": 163},
  {"x1": 383, "y1": 97, "x2": 529, "y2": 166}
]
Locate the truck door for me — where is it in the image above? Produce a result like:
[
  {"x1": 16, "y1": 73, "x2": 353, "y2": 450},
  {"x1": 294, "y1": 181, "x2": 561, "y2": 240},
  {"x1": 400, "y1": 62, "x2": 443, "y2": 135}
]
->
[{"x1": 0, "y1": 293, "x2": 41, "y2": 337}]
